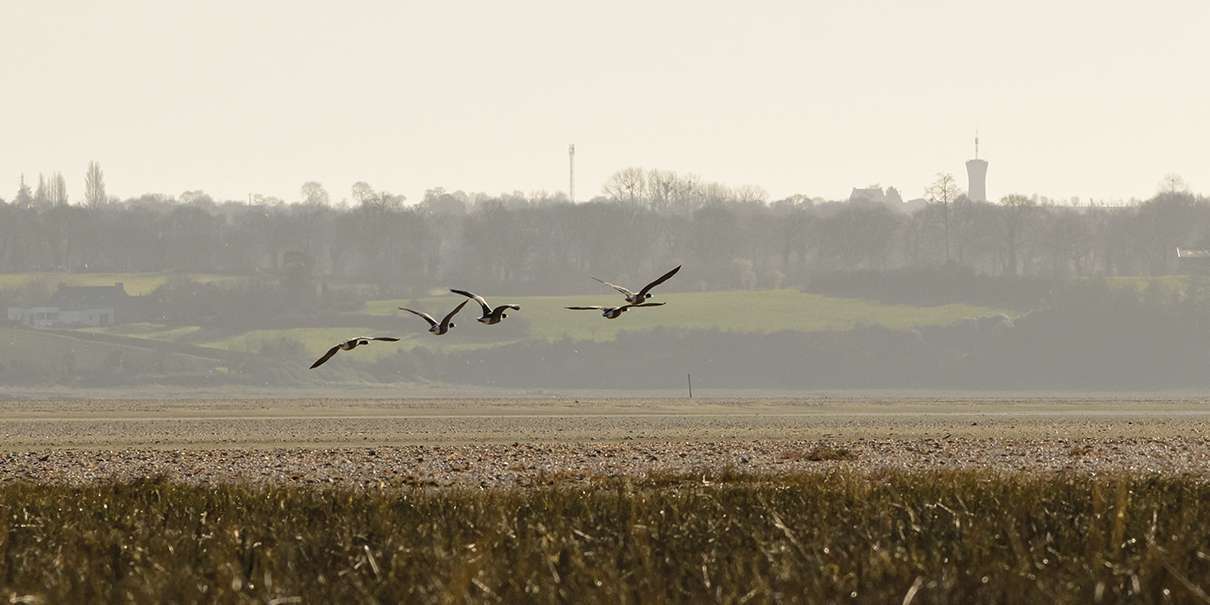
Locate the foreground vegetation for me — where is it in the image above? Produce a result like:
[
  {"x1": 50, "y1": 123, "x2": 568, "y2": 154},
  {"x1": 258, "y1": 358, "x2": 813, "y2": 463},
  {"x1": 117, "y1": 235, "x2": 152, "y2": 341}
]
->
[{"x1": 1, "y1": 471, "x2": 1207, "y2": 603}]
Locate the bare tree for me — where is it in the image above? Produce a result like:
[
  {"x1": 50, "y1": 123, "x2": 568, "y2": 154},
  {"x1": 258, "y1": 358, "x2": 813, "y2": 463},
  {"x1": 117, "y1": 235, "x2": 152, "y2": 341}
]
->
[
  {"x1": 253, "y1": 193, "x2": 285, "y2": 206},
  {"x1": 419, "y1": 187, "x2": 469, "y2": 216},
  {"x1": 359, "y1": 190, "x2": 405, "y2": 212},
  {"x1": 49, "y1": 172, "x2": 68, "y2": 205},
  {"x1": 699, "y1": 181, "x2": 734, "y2": 207},
  {"x1": 999, "y1": 194, "x2": 1035, "y2": 276},
  {"x1": 33, "y1": 174, "x2": 47, "y2": 205},
  {"x1": 602, "y1": 167, "x2": 647, "y2": 205},
  {"x1": 180, "y1": 190, "x2": 215, "y2": 206},
  {"x1": 300, "y1": 181, "x2": 330, "y2": 206},
  {"x1": 647, "y1": 169, "x2": 678, "y2": 212},
  {"x1": 14, "y1": 175, "x2": 33, "y2": 207},
  {"x1": 351, "y1": 181, "x2": 376, "y2": 206},
  {"x1": 733, "y1": 184, "x2": 769, "y2": 204},
  {"x1": 925, "y1": 173, "x2": 960, "y2": 264},
  {"x1": 1160, "y1": 173, "x2": 1190, "y2": 194},
  {"x1": 84, "y1": 161, "x2": 107, "y2": 208},
  {"x1": 671, "y1": 173, "x2": 702, "y2": 213}
]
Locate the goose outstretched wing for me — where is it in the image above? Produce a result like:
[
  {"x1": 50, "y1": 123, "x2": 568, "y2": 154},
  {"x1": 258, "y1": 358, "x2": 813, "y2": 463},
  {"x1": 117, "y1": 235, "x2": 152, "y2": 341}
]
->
[
  {"x1": 310, "y1": 345, "x2": 342, "y2": 369},
  {"x1": 637, "y1": 265, "x2": 681, "y2": 298},
  {"x1": 451, "y1": 289, "x2": 492, "y2": 316},
  {"x1": 399, "y1": 308, "x2": 438, "y2": 329},
  {"x1": 490, "y1": 304, "x2": 520, "y2": 319},
  {"x1": 592, "y1": 276, "x2": 635, "y2": 297},
  {"x1": 440, "y1": 300, "x2": 469, "y2": 328}
]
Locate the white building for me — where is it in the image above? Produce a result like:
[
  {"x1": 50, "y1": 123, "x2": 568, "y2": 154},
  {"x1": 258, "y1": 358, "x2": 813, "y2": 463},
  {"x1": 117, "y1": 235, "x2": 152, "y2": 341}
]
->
[{"x1": 7, "y1": 283, "x2": 128, "y2": 328}]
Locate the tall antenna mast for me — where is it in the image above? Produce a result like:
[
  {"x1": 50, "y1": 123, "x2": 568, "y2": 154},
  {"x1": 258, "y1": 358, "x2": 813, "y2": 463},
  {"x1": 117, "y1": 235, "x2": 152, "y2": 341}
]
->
[{"x1": 569, "y1": 144, "x2": 576, "y2": 203}]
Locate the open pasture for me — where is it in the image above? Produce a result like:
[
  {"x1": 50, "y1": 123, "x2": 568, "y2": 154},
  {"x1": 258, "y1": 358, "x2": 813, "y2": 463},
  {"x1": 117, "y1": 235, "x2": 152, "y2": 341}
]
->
[
  {"x1": 365, "y1": 289, "x2": 1010, "y2": 342},
  {"x1": 67, "y1": 288, "x2": 1011, "y2": 360}
]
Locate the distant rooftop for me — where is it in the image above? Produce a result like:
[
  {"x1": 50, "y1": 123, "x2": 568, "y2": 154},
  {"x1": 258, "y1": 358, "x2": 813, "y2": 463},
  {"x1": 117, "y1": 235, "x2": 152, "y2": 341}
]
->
[{"x1": 1176, "y1": 248, "x2": 1210, "y2": 259}]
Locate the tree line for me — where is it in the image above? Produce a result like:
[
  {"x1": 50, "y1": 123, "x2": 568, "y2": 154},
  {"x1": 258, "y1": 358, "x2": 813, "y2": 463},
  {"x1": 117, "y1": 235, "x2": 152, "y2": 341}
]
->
[{"x1": 1, "y1": 166, "x2": 1207, "y2": 298}]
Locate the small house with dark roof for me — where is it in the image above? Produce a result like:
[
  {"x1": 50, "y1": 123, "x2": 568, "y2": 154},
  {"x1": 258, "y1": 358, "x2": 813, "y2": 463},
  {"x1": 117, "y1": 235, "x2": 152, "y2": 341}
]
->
[
  {"x1": 1176, "y1": 248, "x2": 1210, "y2": 275},
  {"x1": 7, "y1": 282, "x2": 130, "y2": 328}
]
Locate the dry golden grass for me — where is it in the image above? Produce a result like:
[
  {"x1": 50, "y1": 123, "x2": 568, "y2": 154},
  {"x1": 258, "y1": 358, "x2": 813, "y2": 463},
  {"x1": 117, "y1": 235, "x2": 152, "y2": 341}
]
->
[{"x1": 1, "y1": 470, "x2": 1208, "y2": 603}]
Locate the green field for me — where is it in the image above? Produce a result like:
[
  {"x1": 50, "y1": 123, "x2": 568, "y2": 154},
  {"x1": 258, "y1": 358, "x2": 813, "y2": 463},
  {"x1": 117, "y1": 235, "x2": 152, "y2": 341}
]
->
[
  {"x1": 0, "y1": 272, "x2": 242, "y2": 295},
  {"x1": 80, "y1": 322, "x2": 203, "y2": 341},
  {"x1": 72, "y1": 289, "x2": 1010, "y2": 360},
  {"x1": 84, "y1": 324, "x2": 512, "y2": 361},
  {"x1": 0, "y1": 326, "x2": 219, "y2": 375},
  {"x1": 2, "y1": 471, "x2": 1207, "y2": 603},
  {"x1": 1103, "y1": 275, "x2": 1190, "y2": 296},
  {"x1": 368, "y1": 289, "x2": 1011, "y2": 342},
  {"x1": 200, "y1": 327, "x2": 507, "y2": 359}
]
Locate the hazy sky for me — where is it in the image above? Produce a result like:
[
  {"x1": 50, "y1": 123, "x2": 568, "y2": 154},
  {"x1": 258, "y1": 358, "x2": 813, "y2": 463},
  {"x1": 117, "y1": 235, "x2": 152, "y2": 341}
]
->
[{"x1": 3, "y1": 1, "x2": 1208, "y2": 205}]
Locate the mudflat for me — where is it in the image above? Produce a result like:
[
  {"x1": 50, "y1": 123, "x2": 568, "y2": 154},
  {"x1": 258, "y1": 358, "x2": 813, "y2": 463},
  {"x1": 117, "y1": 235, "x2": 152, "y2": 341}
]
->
[{"x1": 2, "y1": 395, "x2": 1208, "y2": 486}]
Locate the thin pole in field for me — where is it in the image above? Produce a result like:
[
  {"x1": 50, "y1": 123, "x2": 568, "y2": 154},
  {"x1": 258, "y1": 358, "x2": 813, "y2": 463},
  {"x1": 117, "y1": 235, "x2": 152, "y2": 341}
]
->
[{"x1": 688, "y1": 373, "x2": 693, "y2": 399}]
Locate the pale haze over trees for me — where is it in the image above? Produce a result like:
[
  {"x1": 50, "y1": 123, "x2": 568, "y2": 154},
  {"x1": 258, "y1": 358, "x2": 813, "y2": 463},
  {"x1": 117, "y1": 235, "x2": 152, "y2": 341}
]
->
[
  {"x1": 1, "y1": 2, "x2": 1208, "y2": 203},
  {"x1": 1, "y1": 169, "x2": 1206, "y2": 290}
]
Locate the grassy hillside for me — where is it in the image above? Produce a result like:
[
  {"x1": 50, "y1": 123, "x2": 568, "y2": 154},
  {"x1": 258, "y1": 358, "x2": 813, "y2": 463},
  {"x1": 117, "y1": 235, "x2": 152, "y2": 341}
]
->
[
  {"x1": 367, "y1": 288, "x2": 1010, "y2": 342},
  {"x1": 84, "y1": 324, "x2": 509, "y2": 361},
  {"x1": 199, "y1": 327, "x2": 506, "y2": 359},
  {"x1": 0, "y1": 326, "x2": 221, "y2": 377},
  {"x1": 77, "y1": 289, "x2": 1009, "y2": 361},
  {"x1": 80, "y1": 322, "x2": 203, "y2": 341},
  {"x1": 1103, "y1": 275, "x2": 1190, "y2": 296}
]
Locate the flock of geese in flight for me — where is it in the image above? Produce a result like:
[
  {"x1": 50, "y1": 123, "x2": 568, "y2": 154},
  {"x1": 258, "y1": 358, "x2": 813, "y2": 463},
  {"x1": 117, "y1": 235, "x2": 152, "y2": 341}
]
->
[{"x1": 309, "y1": 265, "x2": 682, "y2": 369}]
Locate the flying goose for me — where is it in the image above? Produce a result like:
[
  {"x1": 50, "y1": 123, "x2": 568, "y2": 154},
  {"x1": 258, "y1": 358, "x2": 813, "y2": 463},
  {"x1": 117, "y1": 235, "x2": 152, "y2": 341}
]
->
[
  {"x1": 310, "y1": 337, "x2": 400, "y2": 369},
  {"x1": 399, "y1": 299, "x2": 468, "y2": 335},
  {"x1": 565, "y1": 301, "x2": 665, "y2": 319},
  {"x1": 450, "y1": 289, "x2": 520, "y2": 325},
  {"x1": 592, "y1": 265, "x2": 682, "y2": 304}
]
